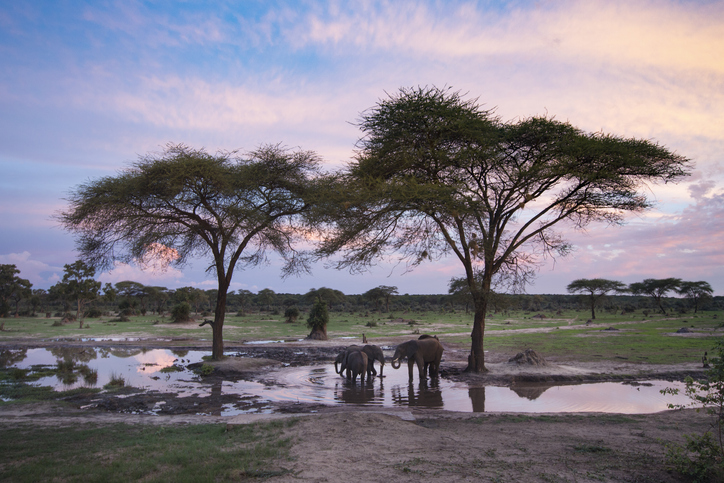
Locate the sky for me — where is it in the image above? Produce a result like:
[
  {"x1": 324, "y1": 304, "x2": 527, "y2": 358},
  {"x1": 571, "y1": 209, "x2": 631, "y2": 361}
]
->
[{"x1": 1, "y1": 0, "x2": 723, "y2": 296}]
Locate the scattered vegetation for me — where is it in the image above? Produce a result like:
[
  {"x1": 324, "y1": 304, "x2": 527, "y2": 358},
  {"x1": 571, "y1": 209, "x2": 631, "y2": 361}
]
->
[
  {"x1": 662, "y1": 337, "x2": 724, "y2": 482},
  {"x1": 104, "y1": 372, "x2": 125, "y2": 388}
]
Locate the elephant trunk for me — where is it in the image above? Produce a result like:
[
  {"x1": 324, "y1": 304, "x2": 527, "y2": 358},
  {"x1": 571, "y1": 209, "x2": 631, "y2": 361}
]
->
[
  {"x1": 335, "y1": 360, "x2": 341, "y2": 374},
  {"x1": 391, "y1": 358, "x2": 401, "y2": 369}
]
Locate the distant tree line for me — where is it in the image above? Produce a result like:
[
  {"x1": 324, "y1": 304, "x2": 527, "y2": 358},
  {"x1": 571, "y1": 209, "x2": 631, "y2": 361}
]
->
[{"x1": 2, "y1": 263, "x2": 720, "y2": 324}]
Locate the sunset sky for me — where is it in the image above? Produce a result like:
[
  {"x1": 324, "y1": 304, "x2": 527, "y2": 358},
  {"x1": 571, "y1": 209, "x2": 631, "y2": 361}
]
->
[{"x1": 1, "y1": 0, "x2": 722, "y2": 296}]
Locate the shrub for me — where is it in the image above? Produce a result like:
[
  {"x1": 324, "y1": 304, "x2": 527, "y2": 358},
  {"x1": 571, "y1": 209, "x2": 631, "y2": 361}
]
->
[
  {"x1": 284, "y1": 307, "x2": 300, "y2": 323},
  {"x1": 171, "y1": 302, "x2": 192, "y2": 323},
  {"x1": 197, "y1": 364, "x2": 214, "y2": 376},
  {"x1": 105, "y1": 373, "x2": 125, "y2": 388},
  {"x1": 85, "y1": 307, "x2": 103, "y2": 318},
  {"x1": 662, "y1": 337, "x2": 724, "y2": 481},
  {"x1": 119, "y1": 307, "x2": 135, "y2": 318},
  {"x1": 306, "y1": 300, "x2": 329, "y2": 340}
]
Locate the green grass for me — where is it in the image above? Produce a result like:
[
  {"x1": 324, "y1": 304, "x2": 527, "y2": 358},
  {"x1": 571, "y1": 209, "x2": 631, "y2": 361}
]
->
[
  {"x1": 1, "y1": 309, "x2": 722, "y2": 364},
  {"x1": 0, "y1": 420, "x2": 298, "y2": 482}
]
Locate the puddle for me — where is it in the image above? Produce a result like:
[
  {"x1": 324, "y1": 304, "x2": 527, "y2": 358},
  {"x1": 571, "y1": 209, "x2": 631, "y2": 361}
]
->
[{"x1": 1, "y1": 348, "x2": 692, "y2": 415}]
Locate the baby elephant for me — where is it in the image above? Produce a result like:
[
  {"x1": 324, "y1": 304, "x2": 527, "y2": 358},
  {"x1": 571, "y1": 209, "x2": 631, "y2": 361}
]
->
[
  {"x1": 335, "y1": 345, "x2": 385, "y2": 379},
  {"x1": 343, "y1": 350, "x2": 368, "y2": 383}
]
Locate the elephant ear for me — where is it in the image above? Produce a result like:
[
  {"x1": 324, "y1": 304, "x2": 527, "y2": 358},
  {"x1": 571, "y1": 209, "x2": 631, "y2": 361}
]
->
[{"x1": 405, "y1": 341, "x2": 418, "y2": 358}]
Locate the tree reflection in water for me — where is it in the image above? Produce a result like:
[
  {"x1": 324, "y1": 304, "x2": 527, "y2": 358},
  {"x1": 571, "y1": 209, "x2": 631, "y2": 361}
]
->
[{"x1": 468, "y1": 386, "x2": 486, "y2": 412}]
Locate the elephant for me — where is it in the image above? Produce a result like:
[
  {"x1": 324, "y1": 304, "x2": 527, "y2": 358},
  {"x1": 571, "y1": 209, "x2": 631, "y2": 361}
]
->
[
  {"x1": 391, "y1": 336, "x2": 444, "y2": 382},
  {"x1": 344, "y1": 349, "x2": 368, "y2": 383},
  {"x1": 334, "y1": 344, "x2": 385, "y2": 379},
  {"x1": 334, "y1": 345, "x2": 362, "y2": 377}
]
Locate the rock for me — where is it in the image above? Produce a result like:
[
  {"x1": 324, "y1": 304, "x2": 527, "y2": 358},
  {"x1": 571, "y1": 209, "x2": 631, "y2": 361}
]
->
[{"x1": 676, "y1": 327, "x2": 691, "y2": 333}]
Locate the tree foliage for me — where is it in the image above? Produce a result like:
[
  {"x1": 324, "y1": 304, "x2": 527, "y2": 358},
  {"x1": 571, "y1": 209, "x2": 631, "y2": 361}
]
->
[
  {"x1": 628, "y1": 278, "x2": 683, "y2": 315},
  {"x1": 53, "y1": 260, "x2": 100, "y2": 326},
  {"x1": 318, "y1": 86, "x2": 692, "y2": 372},
  {"x1": 566, "y1": 278, "x2": 626, "y2": 319},
  {"x1": 306, "y1": 300, "x2": 329, "y2": 340},
  {"x1": 362, "y1": 285, "x2": 398, "y2": 312},
  {"x1": 304, "y1": 287, "x2": 345, "y2": 310},
  {"x1": 59, "y1": 143, "x2": 324, "y2": 359},
  {"x1": 677, "y1": 281, "x2": 714, "y2": 314},
  {"x1": 0, "y1": 264, "x2": 32, "y2": 319}
]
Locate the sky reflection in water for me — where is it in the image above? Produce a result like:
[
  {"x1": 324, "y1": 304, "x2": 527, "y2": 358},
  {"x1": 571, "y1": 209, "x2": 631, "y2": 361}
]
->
[{"x1": 3, "y1": 348, "x2": 692, "y2": 414}]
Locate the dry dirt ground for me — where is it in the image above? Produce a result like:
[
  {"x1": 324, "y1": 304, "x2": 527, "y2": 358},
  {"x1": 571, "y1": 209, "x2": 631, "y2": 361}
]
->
[{"x1": 0, "y1": 333, "x2": 716, "y2": 482}]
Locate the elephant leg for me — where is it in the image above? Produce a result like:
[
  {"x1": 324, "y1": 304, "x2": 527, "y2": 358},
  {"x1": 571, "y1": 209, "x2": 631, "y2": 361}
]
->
[
  {"x1": 416, "y1": 356, "x2": 426, "y2": 380},
  {"x1": 407, "y1": 360, "x2": 415, "y2": 381}
]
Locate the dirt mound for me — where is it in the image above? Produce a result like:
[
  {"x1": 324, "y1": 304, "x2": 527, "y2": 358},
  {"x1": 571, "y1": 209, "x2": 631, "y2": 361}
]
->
[{"x1": 508, "y1": 348, "x2": 548, "y2": 366}]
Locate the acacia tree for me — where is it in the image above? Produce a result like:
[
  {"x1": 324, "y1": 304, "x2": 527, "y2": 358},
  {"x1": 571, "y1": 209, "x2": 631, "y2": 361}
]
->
[
  {"x1": 59, "y1": 143, "x2": 324, "y2": 359},
  {"x1": 676, "y1": 281, "x2": 713, "y2": 314},
  {"x1": 377, "y1": 285, "x2": 398, "y2": 312},
  {"x1": 628, "y1": 278, "x2": 682, "y2": 315},
  {"x1": 566, "y1": 278, "x2": 626, "y2": 320},
  {"x1": 318, "y1": 86, "x2": 691, "y2": 373}
]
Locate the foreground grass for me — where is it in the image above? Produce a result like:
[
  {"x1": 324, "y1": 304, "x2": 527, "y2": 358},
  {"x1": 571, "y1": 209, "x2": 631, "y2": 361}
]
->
[{"x1": 0, "y1": 420, "x2": 297, "y2": 482}]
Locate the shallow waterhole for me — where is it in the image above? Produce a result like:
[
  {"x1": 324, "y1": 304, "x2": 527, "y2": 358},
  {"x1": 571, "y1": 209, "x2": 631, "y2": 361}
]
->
[{"x1": 2, "y1": 348, "x2": 691, "y2": 416}]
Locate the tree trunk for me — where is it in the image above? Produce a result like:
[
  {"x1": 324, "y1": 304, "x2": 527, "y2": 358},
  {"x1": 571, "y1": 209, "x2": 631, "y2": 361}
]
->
[
  {"x1": 306, "y1": 326, "x2": 328, "y2": 340},
  {"x1": 211, "y1": 289, "x2": 227, "y2": 360},
  {"x1": 590, "y1": 295, "x2": 596, "y2": 320},
  {"x1": 467, "y1": 307, "x2": 487, "y2": 372}
]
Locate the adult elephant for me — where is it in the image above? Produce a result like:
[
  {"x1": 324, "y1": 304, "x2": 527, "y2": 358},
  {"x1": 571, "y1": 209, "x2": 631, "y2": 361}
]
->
[
  {"x1": 334, "y1": 344, "x2": 385, "y2": 379},
  {"x1": 391, "y1": 336, "x2": 444, "y2": 382}
]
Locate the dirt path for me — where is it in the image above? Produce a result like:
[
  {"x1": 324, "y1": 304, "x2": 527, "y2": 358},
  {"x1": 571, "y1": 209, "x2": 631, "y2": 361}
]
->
[{"x1": 1, "y1": 401, "x2": 711, "y2": 482}]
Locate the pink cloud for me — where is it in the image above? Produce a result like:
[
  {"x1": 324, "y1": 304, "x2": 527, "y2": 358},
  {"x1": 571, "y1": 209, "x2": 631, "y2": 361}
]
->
[{"x1": 548, "y1": 190, "x2": 724, "y2": 289}]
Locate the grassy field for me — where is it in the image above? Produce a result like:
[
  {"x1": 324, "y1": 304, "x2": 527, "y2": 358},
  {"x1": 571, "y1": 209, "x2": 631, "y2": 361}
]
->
[
  {"x1": 0, "y1": 419, "x2": 297, "y2": 482},
  {"x1": 1, "y1": 308, "x2": 722, "y2": 364}
]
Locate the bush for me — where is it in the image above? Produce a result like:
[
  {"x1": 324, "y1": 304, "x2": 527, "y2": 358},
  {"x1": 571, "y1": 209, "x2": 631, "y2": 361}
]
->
[
  {"x1": 306, "y1": 300, "x2": 329, "y2": 340},
  {"x1": 662, "y1": 337, "x2": 724, "y2": 481},
  {"x1": 197, "y1": 364, "x2": 214, "y2": 376},
  {"x1": 85, "y1": 307, "x2": 103, "y2": 318},
  {"x1": 284, "y1": 307, "x2": 300, "y2": 323},
  {"x1": 171, "y1": 302, "x2": 192, "y2": 323},
  {"x1": 119, "y1": 307, "x2": 135, "y2": 318}
]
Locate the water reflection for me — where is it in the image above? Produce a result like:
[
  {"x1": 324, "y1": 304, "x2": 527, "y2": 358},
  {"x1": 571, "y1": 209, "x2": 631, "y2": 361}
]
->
[
  {"x1": 510, "y1": 383, "x2": 551, "y2": 400},
  {"x1": 0, "y1": 348, "x2": 694, "y2": 414},
  {"x1": 469, "y1": 387, "x2": 486, "y2": 412}
]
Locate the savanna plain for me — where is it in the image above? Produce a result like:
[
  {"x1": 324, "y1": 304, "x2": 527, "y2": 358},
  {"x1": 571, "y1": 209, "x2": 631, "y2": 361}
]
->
[{"x1": 1, "y1": 307, "x2": 722, "y2": 482}]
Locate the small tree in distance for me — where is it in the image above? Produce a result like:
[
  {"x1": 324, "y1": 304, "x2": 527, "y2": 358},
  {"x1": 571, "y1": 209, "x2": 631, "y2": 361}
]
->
[
  {"x1": 566, "y1": 278, "x2": 626, "y2": 320},
  {"x1": 56, "y1": 260, "x2": 101, "y2": 327},
  {"x1": 0, "y1": 264, "x2": 32, "y2": 320},
  {"x1": 306, "y1": 300, "x2": 329, "y2": 340},
  {"x1": 284, "y1": 307, "x2": 300, "y2": 323},
  {"x1": 628, "y1": 278, "x2": 682, "y2": 316},
  {"x1": 677, "y1": 281, "x2": 714, "y2": 314}
]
